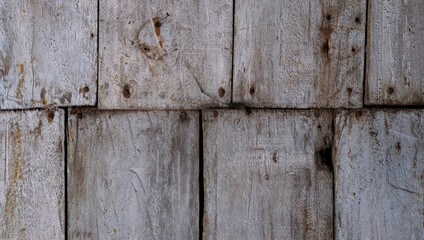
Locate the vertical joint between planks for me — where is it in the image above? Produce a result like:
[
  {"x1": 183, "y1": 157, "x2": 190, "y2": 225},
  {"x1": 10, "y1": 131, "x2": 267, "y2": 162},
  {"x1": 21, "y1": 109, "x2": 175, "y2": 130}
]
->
[
  {"x1": 95, "y1": 0, "x2": 100, "y2": 107},
  {"x1": 230, "y1": 0, "x2": 236, "y2": 103},
  {"x1": 331, "y1": 109, "x2": 336, "y2": 239},
  {"x1": 62, "y1": 107, "x2": 69, "y2": 240},
  {"x1": 362, "y1": 0, "x2": 370, "y2": 106},
  {"x1": 198, "y1": 111, "x2": 204, "y2": 240}
]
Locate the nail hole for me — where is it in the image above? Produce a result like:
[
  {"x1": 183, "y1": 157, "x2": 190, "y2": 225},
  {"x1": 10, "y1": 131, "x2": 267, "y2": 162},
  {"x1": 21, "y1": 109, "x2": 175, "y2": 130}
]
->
[
  {"x1": 213, "y1": 111, "x2": 219, "y2": 117},
  {"x1": 265, "y1": 174, "x2": 269, "y2": 180},
  {"x1": 351, "y1": 47, "x2": 356, "y2": 53},
  {"x1": 218, "y1": 87, "x2": 226, "y2": 97},
  {"x1": 123, "y1": 84, "x2": 131, "y2": 98},
  {"x1": 155, "y1": 21, "x2": 161, "y2": 28},
  {"x1": 326, "y1": 14, "x2": 332, "y2": 20},
  {"x1": 347, "y1": 87, "x2": 352, "y2": 94},
  {"x1": 355, "y1": 17, "x2": 361, "y2": 23},
  {"x1": 82, "y1": 86, "x2": 89, "y2": 93},
  {"x1": 48, "y1": 111, "x2": 55, "y2": 123},
  {"x1": 249, "y1": 87, "x2": 255, "y2": 95},
  {"x1": 387, "y1": 87, "x2": 395, "y2": 94},
  {"x1": 180, "y1": 111, "x2": 188, "y2": 120}
]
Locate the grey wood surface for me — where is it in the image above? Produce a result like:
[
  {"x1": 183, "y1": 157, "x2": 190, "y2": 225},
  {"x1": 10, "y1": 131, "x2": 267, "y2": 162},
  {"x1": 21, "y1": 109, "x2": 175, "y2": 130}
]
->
[
  {"x1": 98, "y1": 0, "x2": 232, "y2": 109},
  {"x1": 366, "y1": 0, "x2": 424, "y2": 105},
  {"x1": 203, "y1": 109, "x2": 333, "y2": 239},
  {"x1": 0, "y1": 0, "x2": 97, "y2": 109},
  {"x1": 67, "y1": 109, "x2": 199, "y2": 239},
  {"x1": 335, "y1": 109, "x2": 424, "y2": 239},
  {"x1": 233, "y1": 0, "x2": 366, "y2": 108},
  {"x1": 0, "y1": 109, "x2": 65, "y2": 239}
]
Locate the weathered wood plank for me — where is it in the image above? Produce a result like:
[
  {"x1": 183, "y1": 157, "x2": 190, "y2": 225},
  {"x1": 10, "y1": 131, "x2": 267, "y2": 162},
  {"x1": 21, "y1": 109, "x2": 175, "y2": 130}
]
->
[
  {"x1": 203, "y1": 110, "x2": 333, "y2": 239},
  {"x1": 233, "y1": 0, "x2": 366, "y2": 108},
  {"x1": 335, "y1": 110, "x2": 424, "y2": 239},
  {"x1": 68, "y1": 109, "x2": 199, "y2": 239},
  {"x1": 98, "y1": 0, "x2": 232, "y2": 109},
  {"x1": 0, "y1": 109, "x2": 64, "y2": 239},
  {"x1": 0, "y1": 1, "x2": 97, "y2": 109},
  {"x1": 365, "y1": 0, "x2": 424, "y2": 105}
]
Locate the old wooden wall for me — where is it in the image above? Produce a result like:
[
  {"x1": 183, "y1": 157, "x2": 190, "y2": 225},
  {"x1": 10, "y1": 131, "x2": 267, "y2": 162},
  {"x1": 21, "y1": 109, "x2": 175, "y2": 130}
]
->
[{"x1": 0, "y1": 0, "x2": 423, "y2": 239}]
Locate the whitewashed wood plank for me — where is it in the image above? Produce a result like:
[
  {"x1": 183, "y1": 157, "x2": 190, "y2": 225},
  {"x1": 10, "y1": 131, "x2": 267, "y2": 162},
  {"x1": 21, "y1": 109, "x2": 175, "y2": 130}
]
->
[
  {"x1": 0, "y1": 109, "x2": 64, "y2": 239},
  {"x1": 68, "y1": 109, "x2": 199, "y2": 239},
  {"x1": 203, "y1": 110, "x2": 333, "y2": 239},
  {"x1": 0, "y1": 1, "x2": 97, "y2": 109},
  {"x1": 233, "y1": 0, "x2": 366, "y2": 108},
  {"x1": 365, "y1": 0, "x2": 424, "y2": 105},
  {"x1": 335, "y1": 110, "x2": 424, "y2": 239},
  {"x1": 98, "y1": 0, "x2": 232, "y2": 109}
]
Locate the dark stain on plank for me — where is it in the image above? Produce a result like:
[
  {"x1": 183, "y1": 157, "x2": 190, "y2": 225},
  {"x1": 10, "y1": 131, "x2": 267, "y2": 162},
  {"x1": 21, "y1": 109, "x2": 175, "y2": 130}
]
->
[{"x1": 315, "y1": 137, "x2": 333, "y2": 172}]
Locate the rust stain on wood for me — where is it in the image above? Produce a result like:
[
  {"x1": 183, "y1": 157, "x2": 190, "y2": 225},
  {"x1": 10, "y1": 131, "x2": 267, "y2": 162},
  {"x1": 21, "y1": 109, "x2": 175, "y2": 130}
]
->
[
  {"x1": 5, "y1": 124, "x2": 24, "y2": 226},
  {"x1": 18, "y1": 64, "x2": 24, "y2": 75},
  {"x1": 30, "y1": 88, "x2": 50, "y2": 106},
  {"x1": 68, "y1": 127, "x2": 74, "y2": 142},
  {"x1": 15, "y1": 64, "x2": 25, "y2": 101}
]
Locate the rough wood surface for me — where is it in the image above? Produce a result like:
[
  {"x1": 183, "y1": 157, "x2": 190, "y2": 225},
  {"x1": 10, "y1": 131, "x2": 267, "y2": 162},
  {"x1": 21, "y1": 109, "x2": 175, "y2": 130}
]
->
[
  {"x1": 0, "y1": 109, "x2": 64, "y2": 239},
  {"x1": 335, "y1": 109, "x2": 424, "y2": 239},
  {"x1": 0, "y1": 0, "x2": 97, "y2": 109},
  {"x1": 68, "y1": 109, "x2": 199, "y2": 239},
  {"x1": 203, "y1": 109, "x2": 333, "y2": 239},
  {"x1": 366, "y1": 0, "x2": 424, "y2": 105},
  {"x1": 233, "y1": 0, "x2": 366, "y2": 108},
  {"x1": 98, "y1": 0, "x2": 232, "y2": 109}
]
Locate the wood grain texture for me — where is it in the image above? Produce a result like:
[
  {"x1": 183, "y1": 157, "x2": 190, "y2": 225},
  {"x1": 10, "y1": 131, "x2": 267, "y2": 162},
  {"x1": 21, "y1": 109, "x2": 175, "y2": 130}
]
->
[
  {"x1": 335, "y1": 109, "x2": 424, "y2": 239},
  {"x1": 98, "y1": 0, "x2": 232, "y2": 109},
  {"x1": 0, "y1": 109, "x2": 64, "y2": 239},
  {"x1": 365, "y1": 0, "x2": 424, "y2": 105},
  {"x1": 68, "y1": 109, "x2": 199, "y2": 239},
  {"x1": 0, "y1": 0, "x2": 97, "y2": 109},
  {"x1": 233, "y1": 0, "x2": 366, "y2": 108},
  {"x1": 203, "y1": 109, "x2": 333, "y2": 239}
]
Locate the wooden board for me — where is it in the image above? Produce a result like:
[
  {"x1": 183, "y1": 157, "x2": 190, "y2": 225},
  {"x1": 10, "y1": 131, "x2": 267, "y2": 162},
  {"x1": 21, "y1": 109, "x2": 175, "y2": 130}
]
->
[
  {"x1": 365, "y1": 0, "x2": 424, "y2": 105},
  {"x1": 203, "y1": 110, "x2": 333, "y2": 239},
  {"x1": 0, "y1": 109, "x2": 64, "y2": 239},
  {"x1": 68, "y1": 109, "x2": 199, "y2": 239},
  {"x1": 233, "y1": 0, "x2": 366, "y2": 108},
  {"x1": 334, "y1": 109, "x2": 424, "y2": 239},
  {"x1": 0, "y1": 1, "x2": 97, "y2": 109},
  {"x1": 98, "y1": 0, "x2": 232, "y2": 109}
]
